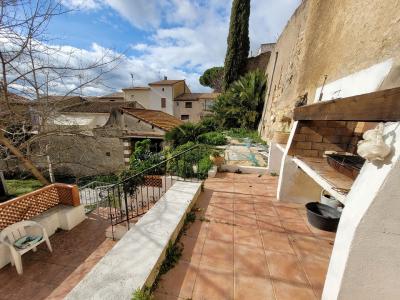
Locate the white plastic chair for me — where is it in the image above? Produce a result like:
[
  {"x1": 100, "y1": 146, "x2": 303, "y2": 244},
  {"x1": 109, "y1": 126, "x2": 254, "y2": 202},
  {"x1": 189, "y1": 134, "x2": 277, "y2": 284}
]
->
[{"x1": 0, "y1": 220, "x2": 52, "y2": 275}]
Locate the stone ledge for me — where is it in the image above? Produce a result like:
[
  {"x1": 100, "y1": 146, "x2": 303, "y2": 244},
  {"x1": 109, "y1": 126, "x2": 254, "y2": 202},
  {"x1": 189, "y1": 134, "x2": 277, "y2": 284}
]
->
[{"x1": 65, "y1": 181, "x2": 202, "y2": 300}]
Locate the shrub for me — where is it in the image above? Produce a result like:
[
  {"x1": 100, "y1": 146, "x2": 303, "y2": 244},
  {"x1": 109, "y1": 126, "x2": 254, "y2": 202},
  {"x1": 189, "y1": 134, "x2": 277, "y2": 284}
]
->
[
  {"x1": 198, "y1": 132, "x2": 227, "y2": 146},
  {"x1": 132, "y1": 288, "x2": 153, "y2": 300},
  {"x1": 225, "y1": 128, "x2": 266, "y2": 144},
  {"x1": 166, "y1": 142, "x2": 212, "y2": 179},
  {"x1": 198, "y1": 156, "x2": 213, "y2": 179},
  {"x1": 198, "y1": 115, "x2": 220, "y2": 132},
  {"x1": 165, "y1": 122, "x2": 207, "y2": 147}
]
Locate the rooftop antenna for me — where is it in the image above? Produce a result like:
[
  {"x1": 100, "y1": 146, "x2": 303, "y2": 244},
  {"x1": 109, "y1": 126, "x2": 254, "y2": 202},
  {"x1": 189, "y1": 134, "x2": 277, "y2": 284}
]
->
[{"x1": 130, "y1": 73, "x2": 134, "y2": 87}]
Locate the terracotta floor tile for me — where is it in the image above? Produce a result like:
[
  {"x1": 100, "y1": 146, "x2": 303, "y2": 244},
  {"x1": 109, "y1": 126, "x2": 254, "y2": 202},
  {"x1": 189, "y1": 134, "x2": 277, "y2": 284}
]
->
[
  {"x1": 281, "y1": 220, "x2": 313, "y2": 235},
  {"x1": 192, "y1": 266, "x2": 234, "y2": 300},
  {"x1": 207, "y1": 222, "x2": 234, "y2": 243},
  {"x1": 289, "y1": 234, "x2": 333, "y2": 260},
  {"x1": 253, "y1": 196, "x2": 276, "y2": 204},
  {"x1": 275, "y1": 206, "x2": 301, "y2": 219},
  {"x1": 234, "y1": 202, "x2": 255, "y2": 213},
  {"x1": 180, "y1": 235, "x2": 204, "y2": 265},
  {"x1": 256, "y1": 215, "x2": 285, "y2": 232},
  {"x1": 234, "y1": 244, "x2": 269, "y2": 277},
  {"x1": 210, "y1": 196, "x2": 234, "y2": 205},
  {"x1": 251, "y1": 183, "x2": 277, "y2": 196},
  {"x1": 273, "y1": 280, "x2": 316, "y2": 300},
  {"x1": 234, "y1": 275, "x2": 275, "y2": 300},
  {"x1": 301, "y1": 256, "x2": 330, "y2": 292},
  {"x1": 261, "y1": 231, "x2": 295, "y2": 254},
  {"x1": 185, "y1": 220, "x2": 209, "y2": 239},
  {"x1": 255, "y1": 203, "x2": 278, "y2": 216},
  {"x1": 206, "y1": 205, "x2": 234, "y2": 222},
  {"x1": 153, "y1": 291, "x2": 182, "y2": 300},
  {"x1": 234, "y1": 226, "x2": 263, "y2": 248},
  {"x1": 266, "y1": 251, "x2": 308, "y2": 284},
  {"x1": 233, "y1": 213, "x2": 258, "y2": 228},
  {"x1": 200, "y1": 240, "x2": 234, "y2": 272},
  {"x1": 157, "y1": 261, "x2": 198, "y2": 299}
]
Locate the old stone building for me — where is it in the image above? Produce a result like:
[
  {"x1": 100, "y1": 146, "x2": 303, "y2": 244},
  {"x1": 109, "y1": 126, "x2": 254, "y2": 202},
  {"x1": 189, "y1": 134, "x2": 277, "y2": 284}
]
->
[{"x1": 259, "y1": 0, "x2": 400, "y2": 140}]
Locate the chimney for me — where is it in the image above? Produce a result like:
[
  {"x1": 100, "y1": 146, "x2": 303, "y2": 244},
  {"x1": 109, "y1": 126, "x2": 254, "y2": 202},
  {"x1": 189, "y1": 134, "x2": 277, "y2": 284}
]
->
[{"x1": 164, "y1": 76, "x2": 168, "y2": 80}]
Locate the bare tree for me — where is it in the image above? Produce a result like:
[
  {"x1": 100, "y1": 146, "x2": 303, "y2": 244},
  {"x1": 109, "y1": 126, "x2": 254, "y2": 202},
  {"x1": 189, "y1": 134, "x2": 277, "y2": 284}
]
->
[{"x1": 0, "y1": 0, "x2": 121, "y2": 184}]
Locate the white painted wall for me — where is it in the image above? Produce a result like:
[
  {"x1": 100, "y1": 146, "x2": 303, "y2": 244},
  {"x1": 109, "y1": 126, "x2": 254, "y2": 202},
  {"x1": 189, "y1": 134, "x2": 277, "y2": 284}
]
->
[
  {"x1": 314, "y1": 59, "x2": 393, "y2": 101},
  {"x1": 323, "y1": 122, "x2": 400, "y2": 300},
  {"x1": 52, "y1": 113, "x2": 110, "y2": 129},
  {"x1": 277, "y1": 122, "x2": 323, "y2": 204},
  {"x1": 268, "y1": 142, "x2": 286, "y2": 174},
  {"x1": 123, "y1": 89, "x2": 150, "y2": 108},
  {"x1": 149, "y1": 86, "x2": 174, "y2": 115}
]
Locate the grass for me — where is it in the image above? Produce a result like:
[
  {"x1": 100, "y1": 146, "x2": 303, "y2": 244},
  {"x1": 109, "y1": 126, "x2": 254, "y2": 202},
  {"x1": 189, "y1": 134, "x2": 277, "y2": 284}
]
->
[
  {"x1": 224, "y1": 128, "x2": 266, "y2": 144},
  {"x1": 132, "y1": 287, "x2": 153, "y2": 300},
  {"x1": 5, "y1": 179, "x2": 43, "y2": 196}
]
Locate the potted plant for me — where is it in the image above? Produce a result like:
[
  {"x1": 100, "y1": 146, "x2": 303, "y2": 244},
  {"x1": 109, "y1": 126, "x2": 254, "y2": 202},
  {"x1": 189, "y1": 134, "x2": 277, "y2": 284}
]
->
[
  {"x1": 210, "y1": 150, "x2": 225, "y2": 167},
  {"x1": 272, "y1": 116, "x2": 292, "y2": 144}
]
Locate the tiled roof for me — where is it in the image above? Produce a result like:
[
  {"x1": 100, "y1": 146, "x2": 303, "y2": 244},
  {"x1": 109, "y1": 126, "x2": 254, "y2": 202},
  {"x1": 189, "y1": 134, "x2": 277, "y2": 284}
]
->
[
  {"x1": 122, "y1": 87, "x2": 150, "y2": 91},
  {"x1": 36, "y1": 96, "x2": 86, "y2": 109},
  {"x1": 174, "y1": 93, "x2": 220, "y2": 101},
  {"x1": 61, "y1": 101, "x2": 128, "y2": 113},
  {"x1": 148, "y1": 79, "x2": 184, "y2": 86},
  {"x1": 100, "y1": 92, "x2": 124, "y2": 99},
  {"x1": 122, "y1": 108, "x2": 183, "y2": 131}
]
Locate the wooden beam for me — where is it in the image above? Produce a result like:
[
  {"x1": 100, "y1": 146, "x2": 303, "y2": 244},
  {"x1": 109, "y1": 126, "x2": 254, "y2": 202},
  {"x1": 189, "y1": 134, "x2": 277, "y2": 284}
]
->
[{"x1": 294, "y1": 87, "x2": 400, "y2": 121}]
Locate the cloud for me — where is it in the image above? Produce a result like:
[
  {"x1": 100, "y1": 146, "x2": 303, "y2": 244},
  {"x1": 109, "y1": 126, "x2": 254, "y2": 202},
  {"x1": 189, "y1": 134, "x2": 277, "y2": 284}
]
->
[
  {"x1": 50, "y1": 0, "x2": 302, "y2": 94},
  {"x1": 60, "y1": 0, "x2": 101, "y2": 10}
]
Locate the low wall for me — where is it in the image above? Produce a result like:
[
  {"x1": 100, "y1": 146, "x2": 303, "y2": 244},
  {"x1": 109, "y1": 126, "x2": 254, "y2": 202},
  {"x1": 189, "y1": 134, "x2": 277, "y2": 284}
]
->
[
  {"x1": 0, "y1": 183, "x2": 80, "y2": 230},
  {"x1": 66, "y1": 181, "x2": 202, "y2": 300}
]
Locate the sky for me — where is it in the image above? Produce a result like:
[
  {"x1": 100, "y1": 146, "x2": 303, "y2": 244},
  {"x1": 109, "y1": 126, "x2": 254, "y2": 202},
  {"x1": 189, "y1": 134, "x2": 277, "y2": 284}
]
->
[{"x1": 46, "y1": 0, "x2": 301, "y2": 95}]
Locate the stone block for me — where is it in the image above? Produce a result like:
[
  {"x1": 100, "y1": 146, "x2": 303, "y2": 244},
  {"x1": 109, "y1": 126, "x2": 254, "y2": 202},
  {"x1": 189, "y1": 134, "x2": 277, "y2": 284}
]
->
[
  {"x1": 305, "y1": 133, "x2": 323, "y2": 143},
  {"x1": 323, "y1": 136, "x2": 342, "y2": 143},
  {"x1": 294, "y1": 141, "x2": 312, "y2": 149},
  {"x1": 293, "y1": 134, "x2": 306, "y2": 142}
]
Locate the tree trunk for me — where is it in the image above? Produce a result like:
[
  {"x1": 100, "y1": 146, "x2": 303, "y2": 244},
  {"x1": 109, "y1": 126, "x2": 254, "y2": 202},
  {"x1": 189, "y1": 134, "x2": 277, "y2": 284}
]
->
[{"x1": 0, "y1": 133, "x2": 50, "y2": 185}]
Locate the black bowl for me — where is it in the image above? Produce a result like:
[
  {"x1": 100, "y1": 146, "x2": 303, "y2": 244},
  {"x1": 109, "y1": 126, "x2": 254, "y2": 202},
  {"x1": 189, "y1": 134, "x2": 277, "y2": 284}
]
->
[{"x1": 306, "y1": 202, "x2": 342, "y2": 232}]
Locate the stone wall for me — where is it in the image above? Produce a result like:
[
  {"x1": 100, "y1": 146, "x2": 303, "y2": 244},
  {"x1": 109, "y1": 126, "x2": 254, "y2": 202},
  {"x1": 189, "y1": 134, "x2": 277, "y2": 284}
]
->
[
  {"x1": 245, "y1": 51, "x2": 271, "y2": 73},
  {"x1": 259, "y1": 0, "x2": 400, "y2": 140}
]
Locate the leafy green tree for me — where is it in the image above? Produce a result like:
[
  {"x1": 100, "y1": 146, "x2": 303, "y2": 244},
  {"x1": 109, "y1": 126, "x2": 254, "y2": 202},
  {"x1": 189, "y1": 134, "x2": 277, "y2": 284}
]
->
[
  {"x1": 199, "y1": 66, "x2": 224, "y2": 92},
  {"x1": 213, "y1": 70, "x2": 267, "y2": 130},
  {"x1": 223, "y1": 0, "x2": 250, "y2": 90}
]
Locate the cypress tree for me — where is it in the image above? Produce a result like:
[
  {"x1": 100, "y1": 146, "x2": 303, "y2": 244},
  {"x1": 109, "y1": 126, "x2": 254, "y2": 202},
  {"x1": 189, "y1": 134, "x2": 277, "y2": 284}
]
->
[{"x1": 223, "y1": 0, "x2": 250, "y2": 91}]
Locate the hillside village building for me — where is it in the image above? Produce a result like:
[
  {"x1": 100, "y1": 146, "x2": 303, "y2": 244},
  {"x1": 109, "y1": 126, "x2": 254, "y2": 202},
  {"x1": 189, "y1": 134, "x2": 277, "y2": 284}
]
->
[{"x1": 122, "y1": 78, "x2": 219, "y2": 122}]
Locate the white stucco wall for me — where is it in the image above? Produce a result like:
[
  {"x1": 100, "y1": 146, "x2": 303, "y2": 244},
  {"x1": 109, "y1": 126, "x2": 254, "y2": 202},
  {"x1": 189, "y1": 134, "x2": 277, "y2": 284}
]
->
[
  {"x1": 123, "y1": 89, "x2": 151, "y2": 108},
  {"x1": 52, "y1": 113, "x2": 110, "y2": 129},
  {"x1": 149, "y1": 86, "x2": 174, "y2": 115},
  {"x1": 315, "y1": 59, "x2": 393, "y2": 101},
  {"x1": 323, "y1": 121, "x2": 400, "y2": 300}
]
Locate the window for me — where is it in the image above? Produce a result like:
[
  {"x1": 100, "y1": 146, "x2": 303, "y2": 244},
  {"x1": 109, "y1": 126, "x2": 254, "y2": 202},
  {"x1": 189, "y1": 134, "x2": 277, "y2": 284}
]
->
[
  {"x1": 181, "y1": 115, "x2": 189, "y2": 121},
  {"x1": 185, "y1": 102, "x2": 192, "y2": 108},
  {"x1": 161, "y1": 98, "x2": 166, "y2": 108}
]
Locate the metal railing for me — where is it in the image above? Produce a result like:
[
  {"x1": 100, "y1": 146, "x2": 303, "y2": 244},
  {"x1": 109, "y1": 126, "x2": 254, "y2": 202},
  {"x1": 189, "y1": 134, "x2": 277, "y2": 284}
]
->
[
  {"x1": 79, "y1": 181, "x2": 115, "y2": 213},
  {"x1": 100, "y1": 144, "x2": 211, "y2": 238}
]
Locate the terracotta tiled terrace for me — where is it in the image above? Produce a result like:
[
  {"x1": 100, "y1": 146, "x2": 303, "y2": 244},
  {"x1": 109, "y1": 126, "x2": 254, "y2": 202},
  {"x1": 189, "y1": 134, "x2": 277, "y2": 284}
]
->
[
  {"x1": 0, "y1": 213, "x2": 115, "y2": 300},
  {"x1": 154, "y1": 173, "x2": 335, "y2": 300}
]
